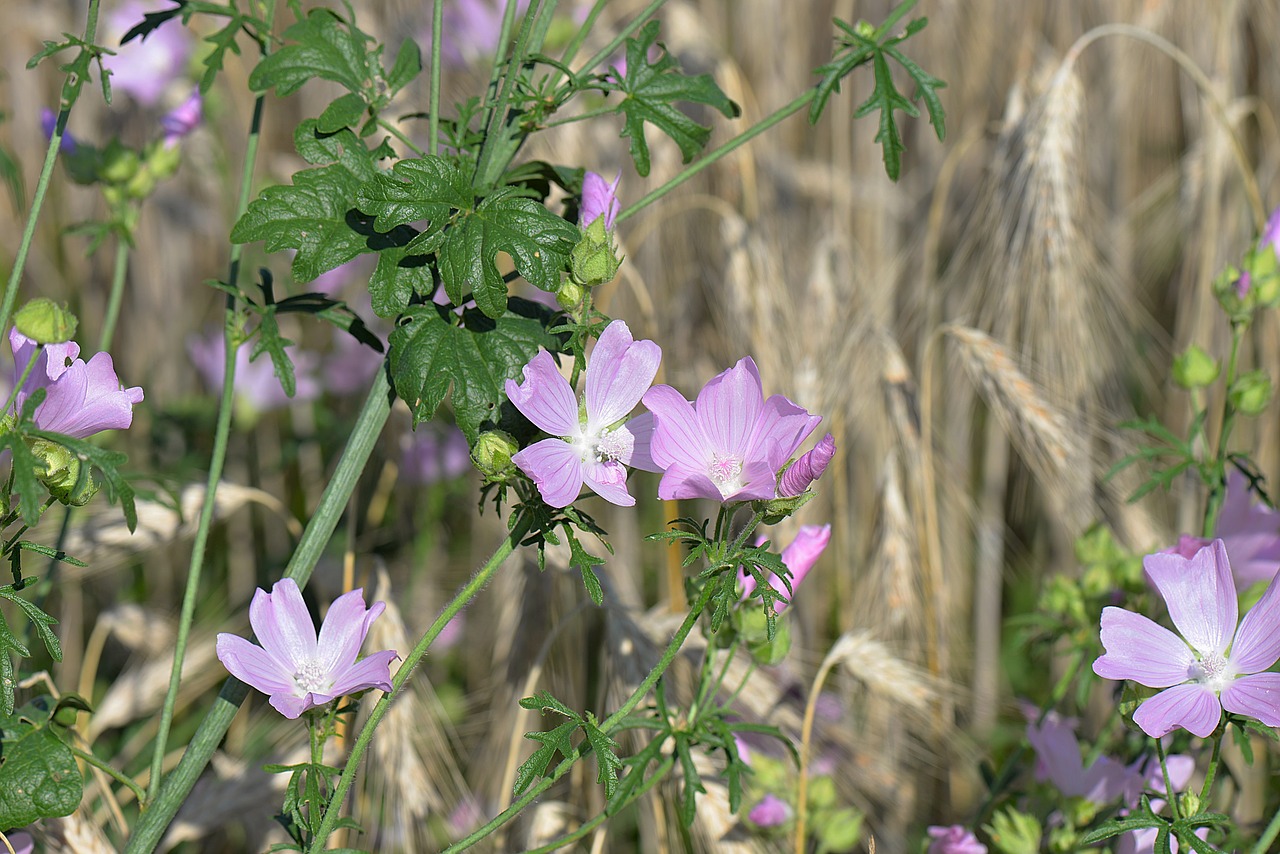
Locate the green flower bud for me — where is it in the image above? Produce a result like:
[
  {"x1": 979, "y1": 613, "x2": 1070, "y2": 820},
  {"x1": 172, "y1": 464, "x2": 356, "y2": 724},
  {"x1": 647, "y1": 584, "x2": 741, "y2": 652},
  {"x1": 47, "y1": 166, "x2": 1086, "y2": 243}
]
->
[
  {"x1": 99, "y1": 139, "x2": 140, "y2": 184},
  {"x1": 816, "y1": 808, "x2": 863, "y2": 853},
  {"x1": 1244, "y1": 244, "x2": 1280, "y2": 308},
  {"x1": 984, "y1": 807, "x2": 1041, "y2": 854},
  {"x1": 751, "y1": 490, "x2": 814, "y2": 525},
  {"x1": 1212, "y1": 264, "x2": 1251, "y2": 323},
  {"x1": 125, "y1": 164, "x2": 159, "y2": 200},
  {"x1": 1172, "y1": 345, "x2": 1219, "y2": 389},
  {"x1": 471, "y1": 430, "x2": 519, "y2": 481},
  {"x1": 737, "y1": 606, "x2": 791, "y2": 665},
  {"x1": 1177, "y1": 790, "x2": 1201, "y2": 817},
  {"x1": 569, "y1": 219, "x2": 623, "y2": 288},
  {"x1": 1229, "y1": 370, "x2": 1272, "y2": 416},
  {"x1": 14, "y1": 298, "x2": 78, "y2": 344},
  {"x1": 854, "y1": 19, "x2": 876, "y2": 38},
  {"x1": 31, "y1": 439, "x2": 98, "y2": 506},
  {"x1": 806, "y1": 776, "x2": 837, "y2": 810},
  {"x1": 148, "y1": 139, "x2": 183, "y2": 182},
  {"x1": 556, "y1": 281, "x2": 585, "y2": 311}
]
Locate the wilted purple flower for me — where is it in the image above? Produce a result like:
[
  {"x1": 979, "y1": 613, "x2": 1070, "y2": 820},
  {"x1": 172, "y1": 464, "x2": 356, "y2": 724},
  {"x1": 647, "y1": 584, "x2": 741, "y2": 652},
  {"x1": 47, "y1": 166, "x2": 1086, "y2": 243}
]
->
[
  {"x1": 216, "y1": 578, "x2": 398, "y2": 719},
  {"x1": 103, "y1": 1, "x2": 192, "y2": 106},
  {"x1": 1094, "y1": 539, "x2": 1280, "y2": 737},
  {"x1": 639, "y1": 358, "x2": 821, "y2": 502},
  {"x1": 400, "y1": 426, "x2": 471, "y2": 485},
  {"x1": 40, "y1": 108, "x2": 77, "y2": 153},
  {"x1": 1023, "y1": 707, "x2": 1131, "y2": 803},
  {"x1": 926, "y1": 826, "x2": 986, "y2": 854},
  {"x1": 9, "y1": 330, "x2": 143, "y2": 437},
  {"x1": 507, "y1": 320, "x2": 660, "y2": 507},
  {"x1": 187, "y1": 330, "x2": 320, "y2": 415},
  {"x1": 580, "y1": 171, "x2": 620, "y2": 231},
  {"x1": 739, "y1": 524, "x2": 831, "y2": 612},
  {"x1": 747, "y1": 793, "x2": 791, "y2": 827},
  {"x1": 160, "y1": 88, "x2": 202, "y2": 144},
  {"x1": 779, "y1": 432, "x2": 836, "y2": 496}
]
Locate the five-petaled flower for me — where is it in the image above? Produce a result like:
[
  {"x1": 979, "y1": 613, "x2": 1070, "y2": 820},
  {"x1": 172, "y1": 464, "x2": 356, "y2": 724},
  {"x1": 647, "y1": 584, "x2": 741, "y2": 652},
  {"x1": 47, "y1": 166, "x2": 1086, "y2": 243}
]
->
[
  {"x1": 216, "y1": 578, "x2": 398, "y2": 719},
  {"x1": 639, "y1": 357, "x2": 820, "y2": 502},
  {"x1": 10, "y1": 330, "x2": 144, "y2": 437},
  {"x1": 507, "y1": 320, "x2": 660, "y2": 507},
  {"x1": 1093, "y1": 539, "x2": 1280, "y2": 738}
]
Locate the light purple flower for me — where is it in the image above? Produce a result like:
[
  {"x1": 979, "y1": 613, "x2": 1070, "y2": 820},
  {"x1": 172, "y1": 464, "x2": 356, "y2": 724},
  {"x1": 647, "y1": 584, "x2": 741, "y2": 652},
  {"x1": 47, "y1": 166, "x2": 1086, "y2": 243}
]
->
[
  {"x1": 323, "y1": 331, "x2": 385, "y2": 398},
  {"x1": 3, "y1": 829, "x2": 33, "y2": 854},
  {"x1": 1093, "y1": 539, "x2": 1280, "y2": 737},
  {"x1": 400, "y1": 426, "x2": 471, "y2": 485},
  {"x1": 779, "y1": 432, "x2": 836, "y2": 496},
  {"x1": 507, "y1": 320, "x2": 660, "y2": 507},
  {"x1": 160, "y1": 88, "x2": 202, "y2": 144},
  {"x1": 40, "y1": 108, "x2": 77, "y2": 153},
  {"x1": 747, "y1": 793, "x2": 791, "y2": 827},
  {"x1": 216, "y1": 578, "x2": 398, "y2": 719},
  {"x1": 581, "y1": 171, "x2": 620, "y2": 231},
  {"x1": 1116, "y1": 754, "x2": 1200, "y2": 854},
  {"x1": 420, "y1": 0, "x2": 531, "y2": 67},
  {"x1": 1160, "y1": 471, "x2": 1280, "y2": 591},
  {"x1": 187, "y1": 330, "x2": 320, "y2": 415},
  {"x1": 103, "y1": 1, "x2": 192, "y2": 106},
  {"x1": 1023, "y1": 708, "x2": 1132, "y2": 803},
  {"x1": 639, "y1": 358, "x2": 821, "y2": 502},
  {"x1": 739, "y1": 524, "x2": 831, "y2": 612},
  {"x1": 926, "y1": 825, "x2": 986, "y2": 854},
  {"x1": 9, "y1": 330, "x2": 143, "y2": 437},
  {"x1": 1262, "y1": 206, "x2": 1280, "y2": 259}
]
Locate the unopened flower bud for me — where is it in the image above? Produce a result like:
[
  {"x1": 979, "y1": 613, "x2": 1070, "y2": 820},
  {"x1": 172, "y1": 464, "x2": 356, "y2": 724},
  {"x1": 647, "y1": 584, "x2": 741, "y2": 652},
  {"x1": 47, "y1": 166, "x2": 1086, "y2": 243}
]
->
[
  {"x1": 1177, "y1": 790, "x2": 1201, "y2": 816},
  {"x1": 31, "y1": 439, "x2": 99, "y2": 506},
  {"x1": 100, "y1": 139, "x2": 140, "y2": 184},
  {"x1": 1171, "y1": 345, "x2": 1219, "y2": 389},
  {"x1": 779, "y1": 433, "x2": 836, "y2": 496},
  {"x1": 14, "y1": 298, "x2": 78, "y2": 344},
  {"x1": 1229, "y1": 370, "x2": 1272, "y2": 416},
  {"x1": 471, "y1": 430, "x2": 518, "y2": 480},
  {"x1": 556, "y1": 280, "x2": 585, "y2": 311},
  {"x1": 569, "y1": 220, "x2": 623, "y2": 287}
]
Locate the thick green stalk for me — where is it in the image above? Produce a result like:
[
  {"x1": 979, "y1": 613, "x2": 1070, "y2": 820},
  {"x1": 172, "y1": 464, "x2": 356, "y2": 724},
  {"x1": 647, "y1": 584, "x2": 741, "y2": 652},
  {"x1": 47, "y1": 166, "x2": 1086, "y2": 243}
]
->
[
  {"x1": 428, "y1": 0, "x2": 443, "y2": 157},
  {"x1": 307, "y1": 511, "x2": 535, "y2": 850},
  {"x1": 98, "y1": 236, "x2": 130, "y2": 351},
  {"x1": 1197, "y1": 729, "x2": 1223, "y2": 806},
  {"x1": 124, "y1": 369, "x2": 393, "y2": 854},
  {"x1": 0, "y1": 0, "x2": 102, "y2": 336},
  {"x1": 1254, "y1": 807, "x2": 1280, "y2": 854}
]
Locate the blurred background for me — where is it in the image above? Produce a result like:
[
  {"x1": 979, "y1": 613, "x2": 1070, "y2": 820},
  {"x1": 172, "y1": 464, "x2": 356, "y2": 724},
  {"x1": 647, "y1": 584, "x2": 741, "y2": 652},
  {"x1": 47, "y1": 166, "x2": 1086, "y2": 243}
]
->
[{"x1": 2, "y1": 0, "x2": 1278, "y2": 850}]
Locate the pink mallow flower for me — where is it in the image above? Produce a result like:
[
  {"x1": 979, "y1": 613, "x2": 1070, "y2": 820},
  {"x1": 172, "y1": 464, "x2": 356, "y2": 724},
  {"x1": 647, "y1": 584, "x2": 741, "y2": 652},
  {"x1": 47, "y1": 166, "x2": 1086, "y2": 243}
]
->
[
  {"x1": 926, "y1": 826, "x2": 986, "y2": 854},
  {"x1": 747, "y1": 793, "x2": 791, "y2": 827},
  {"x1": 507, "y1": 320, "x2": 660, "y2": 507},
  {"x1": 639, "y1": 358, "x2": 820, "y2": 502},
  {"x1": 580, "y1": 171, "x2": 620, "y2": 231},
  {"x1": 10, "y1": 330, "x2": 143, "y2": 437},
  {"x1": 1116, "y1": 753, "x2": 1200, "y2": 854},
  {"x1": 1023, "y1": 707, "x2": 1131, "y2": 803},
  {"x1": 1163, "y1": 471, "x2": 1280, "y2": 591},
  {"x1": 779, "y1": 432, "x2": 835, "y2": 496},
  {"x1": 103, "y1": 1, "x2": 192, "y2": 106},
  {"x1": 216, "y1": 578, "x2": 398, "y2": 719},
  {"x1": 2, "y1": 829, "x2": 33, "y2": 854},
  {"x1": 400, "y1": 426, "x2": 471, "y2": 485},
  {"x1": 1093, "y1": 538, "x2": 1280, "y2": 737},
  {"x1": 187, "y1": 330, "x2": 320, "y2": 416},
  {"x1": 739, "y1": 524, "x2": 831, "y2": 612}
]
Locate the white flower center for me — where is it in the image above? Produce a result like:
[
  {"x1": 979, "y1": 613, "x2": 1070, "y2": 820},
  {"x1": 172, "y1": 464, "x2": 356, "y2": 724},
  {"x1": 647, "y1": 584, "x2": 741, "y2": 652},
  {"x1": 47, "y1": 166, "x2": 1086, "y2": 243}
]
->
[
  {"x1": 708, "y1": 453, "x2": 744, "y2": 496},
  {"x1": 1189, "y1": 651, "x2": 1233, "y2": 693},
  {"x1": 293, "y1": 660, "x2": 331, "y2": 694},
  {"x1": 572, "y1": 425, "x2": 631, "y2": 464}
]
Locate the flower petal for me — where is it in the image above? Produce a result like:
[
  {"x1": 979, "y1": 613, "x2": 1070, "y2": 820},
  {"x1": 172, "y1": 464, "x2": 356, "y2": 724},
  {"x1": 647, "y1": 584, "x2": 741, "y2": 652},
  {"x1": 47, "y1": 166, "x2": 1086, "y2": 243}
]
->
[
  {"x1": 623, "y1": 412, "x2": 660, "y2": 472},
  {"x1": 656, "y1": 465, "x2": 725, "y2": 501},
  {"x1": 1220, "y1": 672, "x2": 1280, "y2": 727},
  {"x1": 1132, "y1": 683, "x2": 1222, "y2": 738},
  {"x1": 33, "y1": 352, "x2": 142, "y2": 438},
  {"x1": 582, "y1": 459, "x2": 635, "y2": 506},
  {"x1": 328, "y1": 649, "x2": 398, "y2": 697},
  {"x1": 643, "y1": 385, "x2": 710, "y2": 471},
  {"x1": 1228, "y1": 570, "x2": 1280, "y2": 673},
  {"x1": 774, "y1": 525, "x2": 831, "y2": 609},
  {"x1": 1093, "y1": 607, "x2": 1195, "y2": 688},
  {"x1": 513, "y1": 438, "x2": 584, "y2": 508},
  {"x1": 748, "y1": 393, "x2": 821, "y2": 470},
  {"x1": 695, "y1": 358, "x2": 763, "y2": 455},
  {"x1": 1143, "y1": 540, "x2": 1236, "y2": 656},
  {"x1": 315, "y1": 589, "x2": 383, "y2": 674},
  {"x1": 585, "y1": 321, "x2": 661, "y2": 429},
  {"x1": 269, "y1": 693, "x2": 315, "y2": 720},
  {"x1": 249, "y1": 578, "x2": 317, "y2": 671},
  {"x1": 215, "y1": 634, "x2": 294, "y2": 696},
  {"x1": 505, "y1": 350, "x2": 579, "y2": 437},
  {"x1": 722, "y1": 458, "x2": 781, "y2": 502}
]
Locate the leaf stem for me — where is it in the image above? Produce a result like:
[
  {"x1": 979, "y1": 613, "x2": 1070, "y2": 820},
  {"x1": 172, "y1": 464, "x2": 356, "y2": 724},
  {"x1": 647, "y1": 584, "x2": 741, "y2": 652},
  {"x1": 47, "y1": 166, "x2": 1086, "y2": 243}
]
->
[
  {"x1": 68, "y1": 742, "x2": 148, "y2": 806},
  {"x1": 541, "y1": 104, "x2": 616, "y2": 130},
  {"x1": 377, "y1": 118, "x2": 425, "y2": 157},
  {"x1": 523, "y1": 757, "x2": 676, "y2": 854},
  {"x1": 306, "y1": 510, "x2": 535, "y2": 851},
  {"x1": 1202, "y1": 321, "x2": 1244, "y2": 537}
]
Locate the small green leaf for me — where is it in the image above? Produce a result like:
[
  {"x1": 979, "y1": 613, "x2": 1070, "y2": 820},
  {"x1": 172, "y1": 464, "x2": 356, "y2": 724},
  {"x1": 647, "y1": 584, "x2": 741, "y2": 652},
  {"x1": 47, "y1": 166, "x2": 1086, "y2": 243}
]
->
[
  {"x1": 0, "y1": 704, "x2": 82, "y2": 827},
  {"x1": 583, "y1": 714, "x2": 623, "y2": 800},
  {"x1": 249, "y1": 9, "x2": 373, "y2": 98},
  {"x1": 519, "y1": 690, "x2": 581, "y2": 721},
  {"x1": 0, "y1": 430, "x2": 46, "y2": 527},
  {"x1": 0, "y1": 609, "x2": 30, "y2": 715},
  {"x1": 15, "y1": 542, "x2": 86, "y2": 568},
  {"x1": 386, "y1": 37, "x2": 422, "y2": 94},
  {"x1": 0, "y1": 588, "x2": 61, "y2": 666},
  {"x1": 317, "y1": 92, "x2": 367, "y2": 134},
  {"x1": 250, "y1": 311, "x2": 297, "y2": 398},
  {"x1": 673, "y1": 736, "x2": 706, "y2": 827},
  {"x1": 513, "y1": 720, "x2": 578, "y2": 795}
]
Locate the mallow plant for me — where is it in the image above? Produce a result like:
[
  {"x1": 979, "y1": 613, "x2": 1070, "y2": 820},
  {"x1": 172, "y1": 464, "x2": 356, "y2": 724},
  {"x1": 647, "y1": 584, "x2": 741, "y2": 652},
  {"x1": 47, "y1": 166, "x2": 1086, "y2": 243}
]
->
[{"x1": 1, "y1": 0, "x2": 947, "y2": 851}]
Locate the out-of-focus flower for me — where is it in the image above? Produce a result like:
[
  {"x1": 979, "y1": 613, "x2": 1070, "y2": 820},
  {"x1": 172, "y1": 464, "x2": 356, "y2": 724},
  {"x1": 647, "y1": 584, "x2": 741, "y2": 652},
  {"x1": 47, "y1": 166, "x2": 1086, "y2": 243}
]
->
[
  {"x1": 103, "y1": 1, "x2": 192, "y2": 106},
  {"x1": 1116, "y1": 754, "x2": 1200, "y2": 854},
  {"x1": 1262, "y1": 206, "x2": 1280, "y2": 259},
  {"x1": 400, "y1": 426, "x2": 471, "y2": 485},
  {"x1": 160, "y1": 88, "x2": 202, "y2": 144},
  {"x1": 779, "y1": 432, "x2": 836, "y2": 496},
  {"x1": 926, "y1": 826, "x2": 986, "y2": 854},
  {"x1": 580, "y1": 171, "x2": 620, "y2": 232},
  {"x1": 40, "y1": 108, "x2": 77, "y2": 153},
  {"x1": 420, "y1": 0, "x2": 531, "y2": 66},
  {"x1": 323, "y1": 332, "x2": 384, "y2": 398},
  {"x1": 739, "y1": 524, "x2": 831, "y2": 612},
  {"x1": 216, "y1": 578, "x2": 397, "y2": 719},
  {"x1": 1094, "y1": 539, "x2": 1280, "y2": 737},
  {"x1": 2, "y1": 829, "x2": 33, "y2": 854},
  {"x1": 1162, "y1": 471, "x2": 1280, "y2": 591},
  {"x1": 9, "y1": 330, "x2": 143, "y2": 437},
  {"x1": 747, "y1": 793, "x2": 791, "y2": 827},
  {"x1": 187, "y1": 330, "x2": 320, "y2": 416},
  {"x1": 640, "y1": 357, "x2": 820, "y2": 502},
  {"x1": 507, "y1": 320, "x2": 660, "y2": 507},
  {"x1": 1023, "y1": 707, "x2": 1131, "y2": 803}
]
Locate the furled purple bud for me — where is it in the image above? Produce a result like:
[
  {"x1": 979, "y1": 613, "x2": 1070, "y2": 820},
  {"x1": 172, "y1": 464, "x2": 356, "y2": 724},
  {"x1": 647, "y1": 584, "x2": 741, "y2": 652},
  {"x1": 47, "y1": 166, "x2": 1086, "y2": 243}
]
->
[
  {"x1": 580, "y1": 171, "x2": 620, "y2": 232},
  {"x1": 747, "y1": 793, "x2": 792, "y2": 828},
  {"x1": 161, "y1": 88, "x2": 203, "y2": 144},
  {"x1": 779, "y1": 433, "x2": 836, "y2": 496}
]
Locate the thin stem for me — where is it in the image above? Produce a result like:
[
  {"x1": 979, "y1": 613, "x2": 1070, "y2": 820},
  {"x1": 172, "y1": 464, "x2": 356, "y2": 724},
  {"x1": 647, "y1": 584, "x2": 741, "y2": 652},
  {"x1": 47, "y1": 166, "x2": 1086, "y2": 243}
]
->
[
  {"x1": 68, "y1": 743, "x2": 148, "y2": 806},
  {"x1": 547, "y1": 0, "x2": 610, "y2": 88},
  {"x1": 1203, "y1": 322, "x2": 1244, "y2": 537},
  {"x1": 474, "y1": 0, "x2": 549, "y2": 186},
  {"x1": 1156, "y1": 738, "x2": 1181, "y2": 821},
  {"x1": 573, "y1": 0, "x2": 666, "y2": 86},
  {"x1": 307, "y1": 511, "x2": 535, "y2": 851},
  {"x1": 617, "y1": 90, "x2": 815, "y2": 224},
  {"x1": 541, "y1": 105, "x2": 616, "y2": 130},
  {"x1": 123, "y1": 369, "x2": 392, "y2": 854},
  {"x1": 523, "y1": 757, "x2": 676, "y2": 854},
  {"x1": 0, "y1": 0, "x2": 103, "y2": 337},
  {"x1": 377, "y1": 118, "x2": 425, "y2": 157},
  {"x1": 99, "y1": 235, "x2": 130, "y2": 351},
  {"x1": 428, "y1": 0, "x2": 443, "y2": 157},
  {"x1": 1197, "y1": 728, "x2": 1223, "y2": 807},
  {"x1": 1253, "y1": 805, "x2": 1280, "y2": 854}
]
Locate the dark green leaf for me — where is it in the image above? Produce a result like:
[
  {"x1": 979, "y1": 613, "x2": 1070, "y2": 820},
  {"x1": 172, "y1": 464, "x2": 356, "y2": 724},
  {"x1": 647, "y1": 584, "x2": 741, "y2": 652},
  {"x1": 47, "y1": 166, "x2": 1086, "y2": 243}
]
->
[
  {"x1": 0, "y1": 609, "x2": 29, "y2": 715},
  {"x1": 368, "y1": 242, "x2": 434, "y2": 318},
  {"x1": 386, "y1": 37, "x2": 422, "y2": 94},
  {"x1": 519, "y1": 690, "x2": 581, "y2": 721},
  {"x1": 0, "y1": 588, "x2": 61, "y2": 666},
  {"x1": 608, "y1": 739, "x2": 666, "y2": 816},
  {"x1": 317, "y1": 92, "x2": 367, "y2": 134},
  {"x1": 356, "y1": 155, "x2": 471, "y2": 249},
  {"x1": 609, "y1": 20, "x2": 740, "y2": 177},
  {"x1": 0, "y1": 706, "x2": 82, "y2": 827},
  {"x1": 14, "y1": 542, "x2": 86, "y2": 568},
  {"x1": 248, "y1": 9, "x2": 373, "y2": 97},
  {"x1": 565, "y1": 529, "x2": 606, "y2": 605},
  {"x1": 513, "y1": 720, "x2": 578, "y2": 795},
  {"x1": 0, "y1": 431, "x2": 46, "y2": 527},
  {"x1": 673, "y1": 736, "x2": 705, "y2": 827},
  {"x1": 250, "y1": 311, "x2": 297, "y2": 398}
]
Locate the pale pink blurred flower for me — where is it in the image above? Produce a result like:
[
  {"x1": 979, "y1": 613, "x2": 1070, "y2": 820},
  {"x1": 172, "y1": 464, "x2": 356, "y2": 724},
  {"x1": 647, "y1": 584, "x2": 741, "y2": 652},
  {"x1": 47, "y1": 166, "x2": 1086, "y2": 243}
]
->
[
  {"x1": 747, "y1": 793, "x2": 791, "y2": 827},
  {"x1": 420, "y1": 0, "x2": 531, "y2": 67},
  {"x1": 103, "y1": 1, "x2": 192, "y2": 106},
  {"x1": 400, "y1": 426, "x2": 471, "y2": 485},
  {"x1": 738, "y1": 524, "x2": 831, "y2": 612},
  {"x1": 926, "y1": 826, "x2": 986, "y2": 854},
  {"x1": 1162, "y1": 471, "x2": 1280, "y2": 590},
  {"x1": 160, "y1": 88, "x2": 202, "y2": 145},
  {"x1": 1023, "y1": 707, "x2": 1132, "y2": 803},
  {"x1": 187, "y1": 330, "x2": 320, "y2": 415},
  {"x1": 580, "y1": 171, "x2": 620, "y2": 231},
  {"x1": 323, "y1": 332, "x2": 384, "y2": 398}
]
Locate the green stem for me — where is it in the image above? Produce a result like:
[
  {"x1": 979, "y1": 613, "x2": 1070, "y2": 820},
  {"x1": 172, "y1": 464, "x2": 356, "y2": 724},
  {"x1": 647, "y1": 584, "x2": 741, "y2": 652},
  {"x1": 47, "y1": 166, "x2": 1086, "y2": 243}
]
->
[
  {"x1": 69, "y1": 743, "x2": 148, "y2": 806},
  {"x1": 123, "y1": 369, "x2": 392, "y2": 854},
  {"x1": 617, "y1": 89, "x2": 815, "y2": 225},
  {"x1": 428, "y1": 0, "x2": 443, "y2": 158},
  {"x1": 98, "y1": 235, "x2": 130, "y2": 351},
  {"x1": 523, "y1": 757, "x2": 676, "y2": 854},
  {"x1": 1197, "y1": 728, "x2": 1223, "y2": 806},
  {"x1": 1254, "y1": 805, "x2": 1280, "y2": 854},
  {"x1": 572, "y1": 0, "x2": 667, "y2": 86},
  {"x1": 443, "y1": 579, "x2": 719, "y2": 853},
  {"x1": 541, "y1": 105, "x2": 616, "y2": 130},
  {"x1": 1203, "y1": 322, "x2": 1244, "y2": 537},
  {"x1": 306, "y1": 511, "x2": 535, "y2": 851},
  {"x1": 377, "y1": 118, "x2": 425, "y2": 158},
  {"x1": 0, "y1": 0, "x2": 102, "y2": 337},
  {"x1": 549, "y1": 0, "x2": 610, "y2": 86},
  {"x1": 1156, "y1": 738, "x2": 1181, "y2": 821}
]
